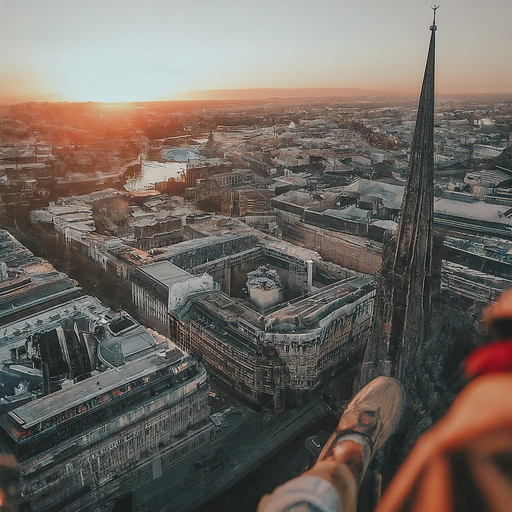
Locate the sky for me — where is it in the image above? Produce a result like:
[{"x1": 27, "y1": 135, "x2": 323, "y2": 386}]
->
[{"x1": 1, "y1": 0, "x2": 511, "y2": 104}]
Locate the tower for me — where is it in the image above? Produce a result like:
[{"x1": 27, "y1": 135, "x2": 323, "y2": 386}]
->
[{"x1": 361, "y1": 8, "x2": 439, "y2": 383}]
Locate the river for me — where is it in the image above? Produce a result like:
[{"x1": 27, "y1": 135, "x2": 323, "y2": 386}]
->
[
  {"x1": 124, "y1": 161, "x2": 186, "y2": 191},
  {"x1": 124, "y1": 147, "x2": 205, "y2": 191}
]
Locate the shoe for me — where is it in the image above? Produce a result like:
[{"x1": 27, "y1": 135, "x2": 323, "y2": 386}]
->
[{"x1": 317, "y1": 377, "x2": 405, "y2": 483}]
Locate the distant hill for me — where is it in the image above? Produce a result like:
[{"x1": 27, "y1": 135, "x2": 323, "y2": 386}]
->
[{"x1": 174, "y1": 88, "x2": 380, "y2": 101}]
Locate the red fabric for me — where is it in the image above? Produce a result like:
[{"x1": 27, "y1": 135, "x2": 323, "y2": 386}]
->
[
  {"x1": 377, "y1": 374, "x2": 512, "y2": 512},
  {"x1": 464, "y1": 339, "x2": 512, "y2": 379}
]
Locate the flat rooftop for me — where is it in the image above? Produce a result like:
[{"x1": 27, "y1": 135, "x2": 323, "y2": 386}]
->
[
  {"x1": 272, "y1": 190, "x2": 324, "y2": 208},
  {"x1": 138, "y1": 260, "x2": 192, "y2": 287},
  {"x1": 9, "y1": 348, "x2": 186, "y2": 428},
  {"x1": 324, "y1": 206, "x2": 369, "y2": 222},
  {"x1": 343, "y1": 179, "x2": 404, "y2": 210},
  {"x1": 267, "y1": 275, "x2": 373, "y2": 326},
  {"x1": 435, "y1": 198, "x2": 512, "y2": 225},
  {"x1": 0, "y1": 276, "x2": 79, "y2": 321},
  {"x1": 262, "y1": 238, "x2": 320, "y2": 263},
  {"x1": 155, "y1": 234, "x2": 252, "y2": 260}
]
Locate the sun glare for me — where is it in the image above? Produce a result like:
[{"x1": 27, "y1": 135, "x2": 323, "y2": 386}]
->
[
  {"x1": 53, "y1": 57, "x2": 179, "y2": 103},
  {"x1": 58, "y1": 75, "x2": 157, "y2": 103}
]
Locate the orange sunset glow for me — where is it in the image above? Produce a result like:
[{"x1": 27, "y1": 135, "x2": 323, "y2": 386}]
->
[{"x1": 1, "y1": 1, "x2": 512, "y2": 103}]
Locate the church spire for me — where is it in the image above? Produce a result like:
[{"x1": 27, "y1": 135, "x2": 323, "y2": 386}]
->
[
  {"x1": 362, "y1": 11, "x2": 437, "y2": 382},
  {"x1": 431, "y1": 4, "x2": 439, "y2": 30}
]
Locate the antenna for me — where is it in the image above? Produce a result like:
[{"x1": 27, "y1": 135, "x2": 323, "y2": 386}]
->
[{"x1": 431, "y1": 4, "x2": 440, "y2": 31}]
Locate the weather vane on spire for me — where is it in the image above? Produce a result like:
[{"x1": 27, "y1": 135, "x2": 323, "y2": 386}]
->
[{"x1": 430, "y1": 4, "x2": 439, "y2": 31}]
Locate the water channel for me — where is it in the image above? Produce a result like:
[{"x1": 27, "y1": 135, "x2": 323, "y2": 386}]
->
[{"x1": 124, "y1": 147, "x2": 205, "y2": 191}]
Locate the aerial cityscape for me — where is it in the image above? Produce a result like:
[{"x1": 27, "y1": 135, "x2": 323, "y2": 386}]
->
[{"x1": 1, "y1": 2, "x2": 512, "y2": 511}]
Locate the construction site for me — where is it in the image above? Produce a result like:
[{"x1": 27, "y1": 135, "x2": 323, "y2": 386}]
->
[{"x1": 128, "y1": 217, "x2": 375, "y2": 408}]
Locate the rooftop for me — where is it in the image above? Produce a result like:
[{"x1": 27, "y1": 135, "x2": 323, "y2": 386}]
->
[
  {"x1": 98, "y1": 319, "x2": 158, "y2": 365},
  {"x1": 138, "y1": 260, "x2": 193, "y2": 288},
  {"x1": 9, "y1": 347, "x2": 186, "y2": 428},
  {"x1": 0, "y1": 296, "x2": 109, "y2": 360},
  {"x1": 261, "y1": 237, "x2": 321, "y2": 263},
  {"x1": 0, "y1": 230, "x2": 37, "y2": 268},
  {"x1": 435, "y1": 198, "x2": 512, "y2": 225},
  {"x1": 266, "y1": 275, "x2": 373, "y2": 330},
  {"x1": 343, "y1": 179, "x2": 404, "y2": 210},
  {"x1": 154, "y1": 233, "x2": 253, "y2": 260},
  {"x1": 272, "y1": 190, "x2": 326, "y2": 208},
  {"x1": 324, "y1": 206, "x2": 370, "y2": 223},
  {"x1": 187, "y1": 158, "x2": 230, "y2": 169},
  {"x1": 0, "y1": 276, "x2": 79, "y2": 321}
]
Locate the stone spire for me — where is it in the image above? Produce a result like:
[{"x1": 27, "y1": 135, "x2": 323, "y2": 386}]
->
[{"x1": 362, "y1": 11, "x2": 437, "y2": 383}]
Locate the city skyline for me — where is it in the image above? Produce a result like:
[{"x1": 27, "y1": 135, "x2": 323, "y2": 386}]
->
[{"x1": 1, "y1": 0, "x2": 512, "y2": 104}]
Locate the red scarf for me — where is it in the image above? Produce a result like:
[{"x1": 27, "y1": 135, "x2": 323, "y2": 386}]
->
[{"x1": 464, "y1": 338, "x2": 512, "y2": 378}]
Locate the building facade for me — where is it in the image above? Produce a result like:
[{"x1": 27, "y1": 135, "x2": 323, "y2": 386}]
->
[{"x1": 0, "y1": 295, "x2": 212, "y2": 512}]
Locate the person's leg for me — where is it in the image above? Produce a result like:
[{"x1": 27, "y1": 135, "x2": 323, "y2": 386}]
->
[
  {"x1": 258, "y1": 377, "x2": 405, "y2": 512},
  {"x1": 304, "y1": 446, "x2": 361, "y2": 512}
]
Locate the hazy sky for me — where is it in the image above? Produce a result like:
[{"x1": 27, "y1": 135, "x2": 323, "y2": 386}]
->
[{"x1": 1, "y1": 0, "x2": 511, "y2": 103}]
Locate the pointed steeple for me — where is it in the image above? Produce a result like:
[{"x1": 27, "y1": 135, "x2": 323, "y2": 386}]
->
[{"x1": 362, "y1": 11, "x2": 437, "y2": 382}]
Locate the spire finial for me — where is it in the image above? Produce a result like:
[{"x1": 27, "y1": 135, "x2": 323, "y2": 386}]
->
[{"x1": 431, "y1": 4, "x2": 439, "y2": 31}]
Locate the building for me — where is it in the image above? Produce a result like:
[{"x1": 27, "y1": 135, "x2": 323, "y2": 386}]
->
[
  {"x1": 195, "y1": 169, "x2": 273, "y2": 216},
  {"x1": 472, "y1": 144, "x2": 505, "y2": 160},
  {"x1": 0, "y1": 230, "x2": 81, "y2": 326},
  {"x1": 362, "y1": 15, "x2": 439, "y2": 382},
  {"x1": 129, "y1": 225, "x2": 374, "y2": 408},
  {"x1": 126, "y1": 214, "x2": 184, "y2": 251},
  {"x1": 0, "y1": 144, "x2": 56, "y2": 219},
  {"x1": 131, "y1": 260, "x2": 216, "y2": 336},
  {"x1": 173, "y1": 274, "x2": 374, "y2": 408},
  {"x1": 0, "y1": 295, "x2": 212, "y2": 512},
  {"x1": 246, "y1": 266, "x2": 284, "y2": 310},
  {"x1": 185, "y1": 158, "x2": 233, "y2": 188},
  {"x1": 0, "y1": 232, "x2": 212, "y2": 511}
]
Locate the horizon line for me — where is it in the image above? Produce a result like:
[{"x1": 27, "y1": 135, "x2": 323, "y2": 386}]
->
[{"x1": 2, "y1": 87, "x2": 512, "y2": 106}]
